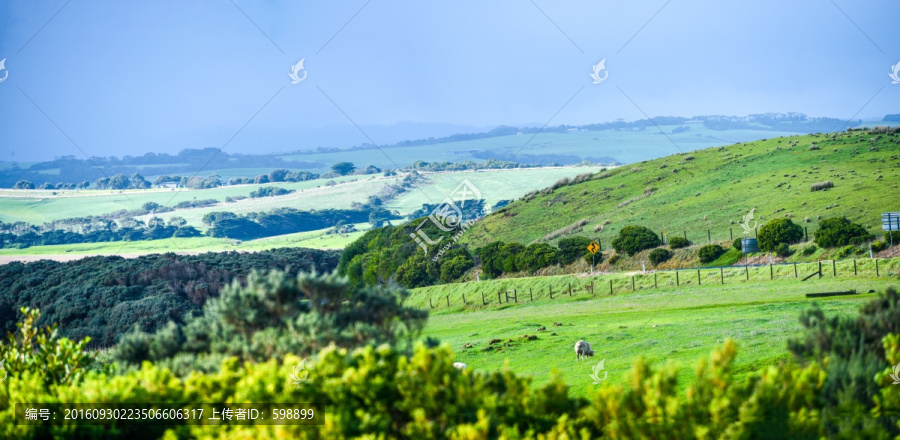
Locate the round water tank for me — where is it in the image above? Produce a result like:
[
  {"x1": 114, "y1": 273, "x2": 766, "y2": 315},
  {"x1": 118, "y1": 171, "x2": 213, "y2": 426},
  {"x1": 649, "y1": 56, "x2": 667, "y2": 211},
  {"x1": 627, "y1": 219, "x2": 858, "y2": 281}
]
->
[{"x1": 741, "y1": 238, "x2": 760, "y2": 253}]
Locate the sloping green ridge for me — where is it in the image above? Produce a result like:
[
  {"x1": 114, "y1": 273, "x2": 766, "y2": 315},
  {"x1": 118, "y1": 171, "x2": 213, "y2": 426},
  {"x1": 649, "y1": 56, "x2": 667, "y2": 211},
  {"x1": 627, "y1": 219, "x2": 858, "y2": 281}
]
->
[{"x1": 460, "y1": 131, "x2": 899, "y2": 248}]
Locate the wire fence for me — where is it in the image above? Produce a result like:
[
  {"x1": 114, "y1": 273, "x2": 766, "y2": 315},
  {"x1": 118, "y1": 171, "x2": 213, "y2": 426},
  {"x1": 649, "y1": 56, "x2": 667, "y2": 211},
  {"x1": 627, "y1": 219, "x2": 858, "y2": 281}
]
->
[{"x1": 420, "y1": 257, "x2": 900, "y2": 310}]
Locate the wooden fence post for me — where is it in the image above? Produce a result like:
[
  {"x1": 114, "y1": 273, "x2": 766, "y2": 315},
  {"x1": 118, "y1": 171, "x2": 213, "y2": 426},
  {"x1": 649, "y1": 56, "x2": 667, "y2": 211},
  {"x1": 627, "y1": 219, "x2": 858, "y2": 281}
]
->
[
  {"x1": 591, "y1": 280, "x2": 594, "y2": 295},
  {"x1": 730, "y1": 228, "x2": 733, "y2": 241},
  {"x1": 530, "y1": 288, "x2": 534, "y2": 302},
  {"x1": 876, "y1": 259, "x2": 879, "y2": 276},
  {"x1": 697, "y1": 269, "x2": 701, "y2": 285},
  {"x1": 446, "y1": 295, "x2": 450, "y2": 306},
  {"x1": 794, "y1": 262, "x2": 797, "y2": 278},
  {"x1": 769, "y1": 264, "x2": 773, "y2": 280},
  {"x1": 832, "y1": 260, "x2": 836, "y2": 277},
  {"x1": 569, "y1": 283, "x2": 572, "y2": 295},
  {"x1": 818, "y1": 261, "x2": 822, "y2": 278},
  {"x1": 676, "y1": 271, "x2": 680, "y2": 286},
  {"x1": 632, "y1": 276, "x2": 635, "y2": 291},
  {"x1": 498, "y1": 291, "x2": 502, "y2": 303},
  {"x1": 609, "y1": 280, "x2": 613, "y2": 295},
  {"x1": 684, "y1": 231, "x2": 687, "y2": 241},
  {"x1": 429, "y1": 298, "x2": 434, "y2": 308},
  {"x1": 854, "y1": 259, "x2": 857, "y2": 276},
  {"x1": 513, "y1": 289, "x2": 518, "y2": 303},
  {"x1": 708, "y1": 229, "x2": 711, "y2": 243},
  {"x1": 482, "y1": 291, "x2": 486, "y2": 305},
  {"x1": 720, "y1": 268, "x2": 724, "y2": 285},
  {"x1": 550, "y1": 286, "x2": 554, "y2": 299},
  {"x1": 654, "y1": 273, "x2": 658, "y2": 289},
  {"x1": 463, "y1": 293, "x2": 466, "y2": 306},
  {"x1": 745, "y1": 265, "x2": 749, "y2": 281}
]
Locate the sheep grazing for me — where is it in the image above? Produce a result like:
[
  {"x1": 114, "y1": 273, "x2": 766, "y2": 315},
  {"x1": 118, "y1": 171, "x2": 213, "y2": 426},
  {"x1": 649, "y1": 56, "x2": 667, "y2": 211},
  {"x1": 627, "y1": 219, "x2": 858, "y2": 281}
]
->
[
  {"x1": 574, "y1": 340, "x2": 595, "y2": 361},
  {"x1": 453, "y1": 362, "x2": 467, "y2": 370}
]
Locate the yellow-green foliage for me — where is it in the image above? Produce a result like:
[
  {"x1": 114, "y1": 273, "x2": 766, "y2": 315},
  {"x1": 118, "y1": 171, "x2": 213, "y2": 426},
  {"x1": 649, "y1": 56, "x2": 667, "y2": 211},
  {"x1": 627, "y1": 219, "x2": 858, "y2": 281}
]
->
[
  {"x1": 0, "y1": 308, "x2": 104, "y2": 388},
  {"x1": 2, "y1": 311, "x2": 899, "y2": 438}
]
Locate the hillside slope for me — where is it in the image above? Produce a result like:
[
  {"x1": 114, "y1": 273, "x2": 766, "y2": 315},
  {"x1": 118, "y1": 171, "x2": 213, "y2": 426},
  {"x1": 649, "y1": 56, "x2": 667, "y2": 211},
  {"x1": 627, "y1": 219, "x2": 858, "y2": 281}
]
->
[{"x1": 461, "y1": 130, "x2": 899, "y2": 249}]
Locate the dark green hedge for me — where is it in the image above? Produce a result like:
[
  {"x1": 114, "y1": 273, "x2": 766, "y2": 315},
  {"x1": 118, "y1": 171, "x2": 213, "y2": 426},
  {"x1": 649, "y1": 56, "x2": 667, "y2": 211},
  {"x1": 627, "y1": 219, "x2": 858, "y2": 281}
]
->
[{"x1": 0, "y1": 248, "x2": 340, "y2": 348}]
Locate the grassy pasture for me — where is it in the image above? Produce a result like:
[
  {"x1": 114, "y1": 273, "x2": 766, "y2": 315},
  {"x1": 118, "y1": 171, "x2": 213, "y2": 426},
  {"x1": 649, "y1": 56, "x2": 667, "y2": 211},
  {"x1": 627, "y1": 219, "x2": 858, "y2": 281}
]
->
[{"x1": 413, "y1": 269, "x2": 900, "y2": 397}]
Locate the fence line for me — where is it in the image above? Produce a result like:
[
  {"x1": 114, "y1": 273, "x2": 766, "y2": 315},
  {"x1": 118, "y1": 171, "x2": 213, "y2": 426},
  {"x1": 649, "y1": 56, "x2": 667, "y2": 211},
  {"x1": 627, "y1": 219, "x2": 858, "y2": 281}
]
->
[{"x1": 422, "y1": 258, "x2": 897, "y2": 310}]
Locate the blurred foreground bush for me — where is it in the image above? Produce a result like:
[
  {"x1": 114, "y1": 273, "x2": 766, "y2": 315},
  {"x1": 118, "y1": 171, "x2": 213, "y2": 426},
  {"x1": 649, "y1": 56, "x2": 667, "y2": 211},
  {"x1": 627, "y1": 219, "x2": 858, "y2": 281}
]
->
[{"x1": 1, "y1": 288, "x2": 898, "y2": 439}]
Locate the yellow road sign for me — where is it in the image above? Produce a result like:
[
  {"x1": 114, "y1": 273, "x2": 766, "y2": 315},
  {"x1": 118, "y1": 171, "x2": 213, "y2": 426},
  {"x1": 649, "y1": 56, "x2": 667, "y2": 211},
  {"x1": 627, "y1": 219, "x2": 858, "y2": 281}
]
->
[{"x1": 587, "y1": 241, "x2": 599, "y2": 254}]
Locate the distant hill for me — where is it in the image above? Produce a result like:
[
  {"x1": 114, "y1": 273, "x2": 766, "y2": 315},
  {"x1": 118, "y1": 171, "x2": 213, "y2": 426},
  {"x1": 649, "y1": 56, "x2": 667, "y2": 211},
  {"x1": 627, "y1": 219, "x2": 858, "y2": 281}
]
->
[
  {"x1": 1, "y1": 113, "x2": 880, "y2": 188},
  {"x1": 460, "y1": 129, "x2": 900, "y2": 249}
]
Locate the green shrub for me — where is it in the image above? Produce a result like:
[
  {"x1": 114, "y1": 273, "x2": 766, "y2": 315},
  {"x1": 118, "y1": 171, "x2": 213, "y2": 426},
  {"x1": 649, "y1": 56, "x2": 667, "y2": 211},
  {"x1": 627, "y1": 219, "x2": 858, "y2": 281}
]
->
[
  {"x1": 114, "y1": 271, "x2": 428, "y2": 375},
  {"x1": 516, "y1": 243, "x2": 558, "y2": 272},
  {"x1": 668, "y1": 236, "x2": 690, "y2": 249},
  {"x1": 556, "y1": 236, "x2": 593, "y2": 265},
  {"x1": 801, "y1": 244, "x2": 818, "y2": 256},
  {"x1": 607, "y1": 254, "x2": 622, "y2": 265},
  {"x1": 834, "y1": 245, "x2": 857, "y2": 259},
  {"x1": 788, "y1": 287, "x2": 900, "y2": 436},
  {"x1": 733, "y1": 237, "x2": 742, "y2": 250},
  {"x1": 439, "y1": 255, "x2": 474, "y2": 283},
  {"x1": 774, "y1": 242, "x2": 792, "y2": 257},
  {"x1": 500, "y1": 242, "x2": 525, "y2": 273},
  {"x1": 582, "y1": 250, "x2": 604, "y2": 265},
  {"x1": 757, "y1": 218, "x2": 803, "y2": 252},
  {"x1": 338, "y1": 218, "x2": 472, "y2": 288},
  {"x1": 474, "y1": 241, "x2": 504, "y2": 278},
  {"x1": 0, "y1": 308, "x2": 105, "y2": 388},
  {"x1": 871, "y1": 240, "x2": 887, "y2": 253},
  {"x1": 248, "y1": 186, "x2": 295, "y2": 198},
  {"x1": 611, "y1": 225, "x2": 661, "y2": 256},
  {"x1": 648, "y1": 248, "x2": 673, "y2": 266},
  {"x1": 814, "y1": 217, "x2": 875, "y2": 248},
  {"x1": 698, "y1": 244, "x2": 724, "y2": 263}
]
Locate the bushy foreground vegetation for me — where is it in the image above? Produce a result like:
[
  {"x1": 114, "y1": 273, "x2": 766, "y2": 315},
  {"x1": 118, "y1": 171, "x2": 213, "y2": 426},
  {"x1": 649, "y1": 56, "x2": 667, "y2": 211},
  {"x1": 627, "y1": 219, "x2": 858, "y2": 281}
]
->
[
  {"x1": 0, "y1": 281, "x2": 898, "y2": 438},
  {"x1": 0, "y1": 248, "x2": 340, "y2": 347},
  {"x1": 114, "y1": 270, "x2": 427, "y2": 376}
]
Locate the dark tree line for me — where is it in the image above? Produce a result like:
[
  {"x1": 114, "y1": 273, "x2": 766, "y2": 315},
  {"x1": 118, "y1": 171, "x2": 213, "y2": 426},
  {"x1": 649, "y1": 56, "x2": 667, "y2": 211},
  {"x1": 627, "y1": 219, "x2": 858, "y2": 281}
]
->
[
  {"x1": 205, "y1": 207, "x2": 401, "y2": 241},
  {"x1": 0, "y1": 248, "x2": 341, "y2": 348}
]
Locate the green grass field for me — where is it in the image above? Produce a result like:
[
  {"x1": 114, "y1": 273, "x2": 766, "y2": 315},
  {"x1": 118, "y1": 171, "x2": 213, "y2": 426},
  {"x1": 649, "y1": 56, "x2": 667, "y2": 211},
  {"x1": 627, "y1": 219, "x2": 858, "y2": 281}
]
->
[
  {"x1": 462, "y1": 131, "x2": 900, "y2": 248},
  {"x1": 385, "y1": 166, "x2": 606, "y2": 214},
  {"x1": 0, "y1": 223, "x2": 367, "y2": 261},
  {"x1": 0, "y1": 174, "x2": 372, "y2": 225},
  {"x1": 412, "y1": 268, "x2": 900, "y2": 397}
]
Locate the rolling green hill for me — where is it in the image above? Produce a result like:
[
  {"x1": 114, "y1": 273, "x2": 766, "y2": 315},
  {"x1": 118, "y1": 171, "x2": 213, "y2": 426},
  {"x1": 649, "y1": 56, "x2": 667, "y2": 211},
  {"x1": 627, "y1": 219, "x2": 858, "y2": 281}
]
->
[{"x1": 461, "y1": 130, "x2": 900, "y2": 249}]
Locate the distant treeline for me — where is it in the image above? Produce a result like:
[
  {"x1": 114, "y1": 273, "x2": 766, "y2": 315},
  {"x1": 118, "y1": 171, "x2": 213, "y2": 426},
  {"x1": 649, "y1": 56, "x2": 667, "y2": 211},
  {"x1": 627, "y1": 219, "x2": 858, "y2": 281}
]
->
[
  {"x1": 698, "y1": 113, "x2": 850, "y2": 132},
  {"x1": 204, "y1": 207, "x2": 402, "y2": 241},
  {"x1": 0, "y1": 148, "x2": 325, "y2": 189},
  {"x1": 0, "y1": 224, "x2": 202, "y2": 248},
  {"x1": 0, "y1": 248, "x2": 341, "y2": 347}
]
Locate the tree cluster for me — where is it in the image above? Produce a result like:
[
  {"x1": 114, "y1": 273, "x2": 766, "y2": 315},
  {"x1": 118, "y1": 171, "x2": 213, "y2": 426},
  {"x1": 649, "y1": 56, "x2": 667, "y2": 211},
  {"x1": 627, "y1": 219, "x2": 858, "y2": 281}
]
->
[{"x1": 0, "y1": 248, "x2": 340, "y2": 348}]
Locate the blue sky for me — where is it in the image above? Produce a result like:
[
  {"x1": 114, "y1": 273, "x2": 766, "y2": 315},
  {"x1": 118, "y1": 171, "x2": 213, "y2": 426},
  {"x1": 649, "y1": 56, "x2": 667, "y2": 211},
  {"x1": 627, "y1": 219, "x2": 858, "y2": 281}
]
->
[{"x1": 0, "y1": 0, "x2": 897, "y2": 161}]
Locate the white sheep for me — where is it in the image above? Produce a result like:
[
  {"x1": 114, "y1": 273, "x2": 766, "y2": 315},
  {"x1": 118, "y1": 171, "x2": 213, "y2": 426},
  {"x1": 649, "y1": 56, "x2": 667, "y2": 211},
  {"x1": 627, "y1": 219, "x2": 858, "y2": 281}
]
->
[
  {"x1": 453, "y1": 362, "x2": 467, "y2": 370},
  {"x1": 574, "y1": 340, "x2": 595, "y2": 361}
]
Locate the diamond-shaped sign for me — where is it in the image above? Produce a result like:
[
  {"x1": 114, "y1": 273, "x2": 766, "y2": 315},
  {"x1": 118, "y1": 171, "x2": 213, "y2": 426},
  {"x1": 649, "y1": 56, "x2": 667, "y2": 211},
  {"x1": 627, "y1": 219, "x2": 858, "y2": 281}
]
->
[{"x1": 587, "y1": 241, "x2": 599, "y2": 254}]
